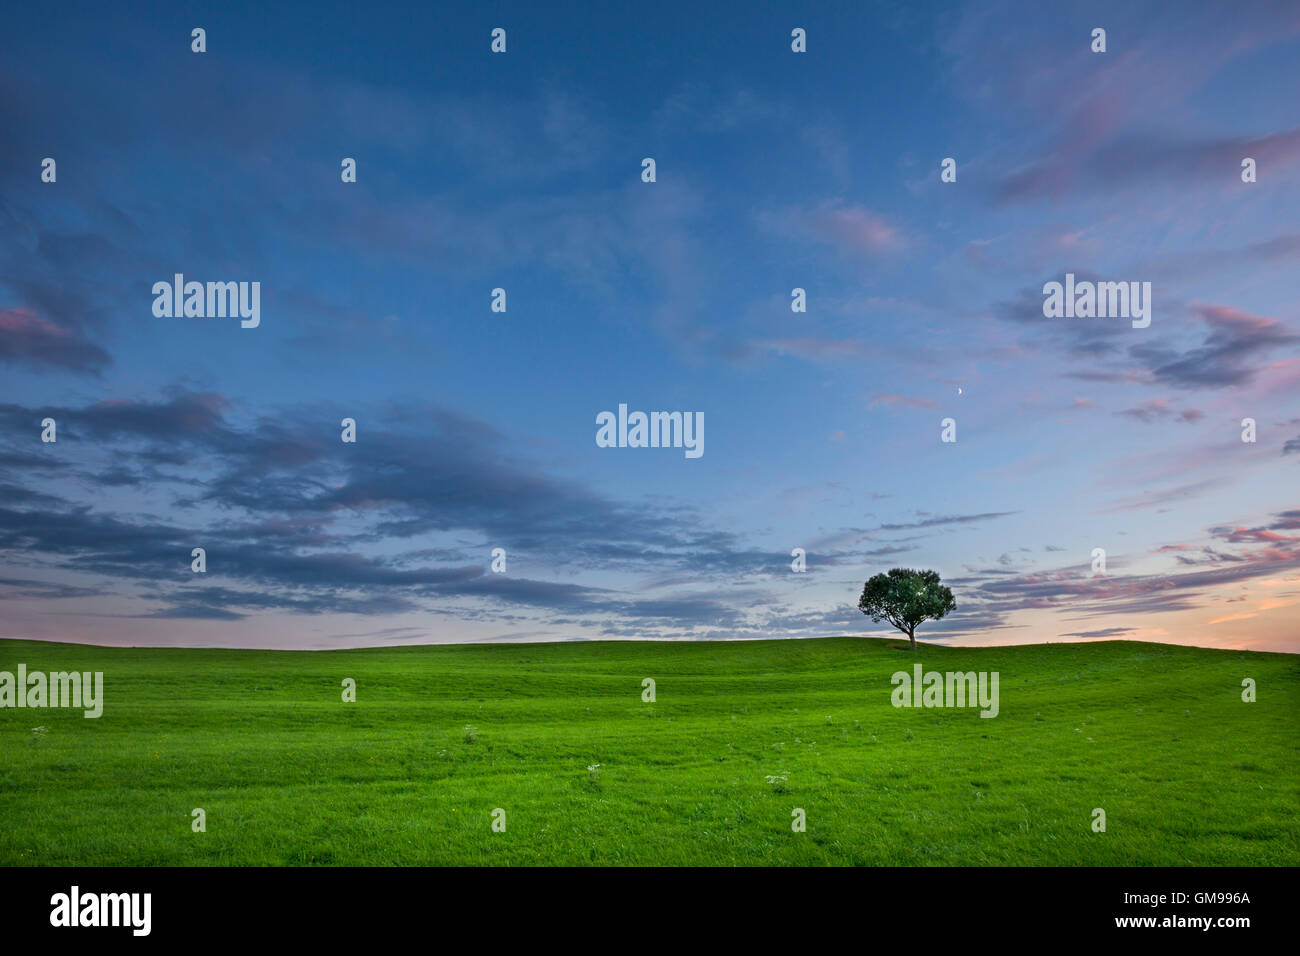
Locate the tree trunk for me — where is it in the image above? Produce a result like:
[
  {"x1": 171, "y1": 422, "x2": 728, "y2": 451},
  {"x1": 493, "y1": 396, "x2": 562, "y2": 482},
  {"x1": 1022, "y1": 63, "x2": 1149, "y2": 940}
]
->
[{"x1": 908, "y1": 626, "x2": 916, "y2": 650}]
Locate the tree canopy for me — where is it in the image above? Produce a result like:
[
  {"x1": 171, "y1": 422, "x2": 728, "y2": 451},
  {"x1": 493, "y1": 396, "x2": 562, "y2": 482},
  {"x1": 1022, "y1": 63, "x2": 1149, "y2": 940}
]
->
[{"x1": 858, "y1": 568, "x2": 956, "y2": 650}]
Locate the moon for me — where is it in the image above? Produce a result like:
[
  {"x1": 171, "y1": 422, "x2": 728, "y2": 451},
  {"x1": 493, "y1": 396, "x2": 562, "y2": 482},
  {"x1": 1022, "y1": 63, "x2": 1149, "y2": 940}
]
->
[{"x1": 957, "y1": 387, "x2": 963, "y2": 395}]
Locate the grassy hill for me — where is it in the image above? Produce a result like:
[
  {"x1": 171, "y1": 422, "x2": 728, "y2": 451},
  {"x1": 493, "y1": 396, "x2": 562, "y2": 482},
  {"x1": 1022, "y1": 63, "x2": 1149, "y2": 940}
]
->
[{"x1": 1, "y1": 636, "x2": 1296, "y2": 866}]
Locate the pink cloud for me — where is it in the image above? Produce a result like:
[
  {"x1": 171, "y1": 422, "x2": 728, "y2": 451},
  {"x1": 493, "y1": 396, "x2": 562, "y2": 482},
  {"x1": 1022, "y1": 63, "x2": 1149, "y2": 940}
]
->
[
  {"x1": 0, "y1": 308, "x2": 111, "y2": 374},
  {"x1": 1190, "y1": 303, "x2": 1284, "y2": 333},
  {"x1": 1222, "y1": 527, "x2": 1292, "y2": 544},
  {"x1": 803, "y1": 202, "x2": 905, "y2": 254}
]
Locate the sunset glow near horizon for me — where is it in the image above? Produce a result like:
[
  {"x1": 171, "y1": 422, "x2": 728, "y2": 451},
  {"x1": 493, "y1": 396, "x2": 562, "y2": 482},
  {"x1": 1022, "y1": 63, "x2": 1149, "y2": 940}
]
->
[{"x1": 1, "y1": 1, "x2": 1298, "y2": 653}]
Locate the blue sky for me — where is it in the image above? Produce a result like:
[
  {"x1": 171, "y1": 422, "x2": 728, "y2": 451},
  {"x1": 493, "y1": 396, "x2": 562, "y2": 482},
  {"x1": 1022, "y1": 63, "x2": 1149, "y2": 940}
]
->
[{"x1": 2, "y1": 0, "x2": 1298, "y2": 650}]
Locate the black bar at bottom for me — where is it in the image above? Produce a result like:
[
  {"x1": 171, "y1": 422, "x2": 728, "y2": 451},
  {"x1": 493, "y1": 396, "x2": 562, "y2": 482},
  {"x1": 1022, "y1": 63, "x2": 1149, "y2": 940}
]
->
[{"x1": 0, "y1": 865, "x2": 1285, "y2": 943}]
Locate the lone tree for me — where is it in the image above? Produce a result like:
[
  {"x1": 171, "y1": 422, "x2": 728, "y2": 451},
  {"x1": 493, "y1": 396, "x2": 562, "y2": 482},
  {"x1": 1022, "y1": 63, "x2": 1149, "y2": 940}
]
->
[{"x1": 858, "y1": 568, "x2": 956, "y2": 651}]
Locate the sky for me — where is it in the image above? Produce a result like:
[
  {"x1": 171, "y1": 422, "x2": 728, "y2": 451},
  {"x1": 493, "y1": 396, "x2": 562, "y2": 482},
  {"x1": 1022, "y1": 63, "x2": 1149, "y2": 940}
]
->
[{"x1": 1, "y1": 0, "x2": 1298, "y2": 652}]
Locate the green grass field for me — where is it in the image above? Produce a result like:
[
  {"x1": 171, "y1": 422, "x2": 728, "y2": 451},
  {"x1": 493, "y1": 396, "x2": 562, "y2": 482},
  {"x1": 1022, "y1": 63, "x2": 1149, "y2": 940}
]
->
[{"x1": 1, "y1": 637, "x2": 1296, "y2": 866}]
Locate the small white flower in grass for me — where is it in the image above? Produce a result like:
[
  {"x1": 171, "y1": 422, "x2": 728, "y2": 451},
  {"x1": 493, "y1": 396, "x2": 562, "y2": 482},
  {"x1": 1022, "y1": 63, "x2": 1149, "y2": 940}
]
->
[{"x1": 764, "y1": 774, "x2": 789, "y2": 793}]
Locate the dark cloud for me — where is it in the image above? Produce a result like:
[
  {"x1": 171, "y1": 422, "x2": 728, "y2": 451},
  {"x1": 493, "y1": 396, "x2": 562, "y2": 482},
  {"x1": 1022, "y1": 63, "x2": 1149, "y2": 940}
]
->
[
  {"x1": 0, "y1": 392, "x2": 787, "y2": 630},
  {"x1": 1060, "y1": 627, "x2": 1135, "y2": 639},
  {"x1": 998, "y1": 272, "x2": 1132, "y2": 361},
  {"x1": 1115, "y1": 400, "x2": 1204, "y2": 424},
  {"x1": 1271, "y1": 511, "x2": 1300, "y2": 529},
  {"x1": 0, "y1": 576, "x2": 102, "y2": 600},
  {"x1": 998, "y1": 280, "x2": 1298, "y2": 392},
  {"x1": 141, "y1": 604, "x2": 247, "y2": 621},
  {"x1": 1130, "y1": 305, "x2": 1299, "y2": 389},
  {"x1": 0, "y1": 308, "x2": 111, "y2": 374},
  {"x1": 996, "y1": 127, "x2": 1300, "y2": 204},
  {"x1": 946, "y1": 516, "x2": 1299, "y2": 627},
  {"x1": 875, "y1": 511, "x2": 1017, "y2": 532}
]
